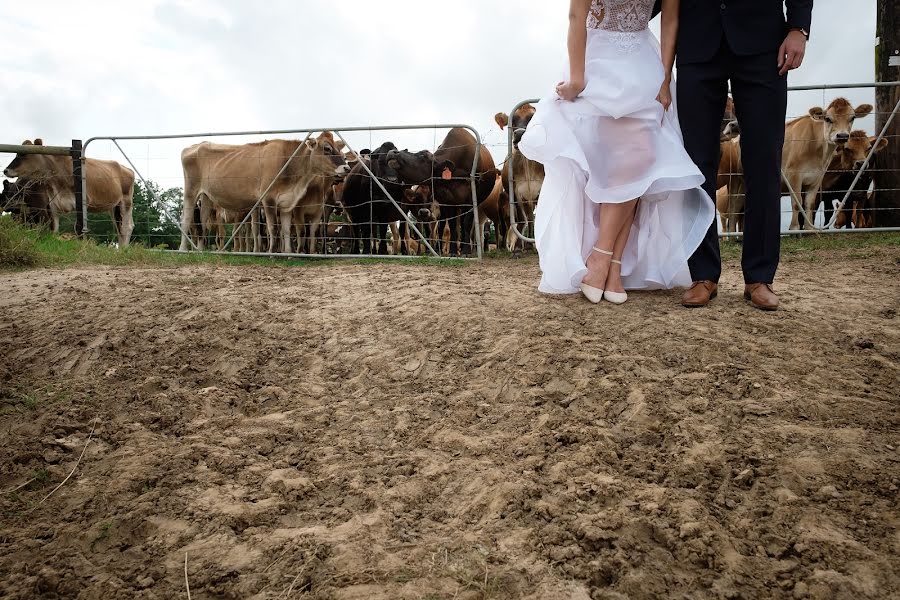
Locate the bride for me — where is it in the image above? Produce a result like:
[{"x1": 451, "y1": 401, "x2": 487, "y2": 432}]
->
[{"x1": 517, "y1": 0, "x2": 714, "y2": 304}]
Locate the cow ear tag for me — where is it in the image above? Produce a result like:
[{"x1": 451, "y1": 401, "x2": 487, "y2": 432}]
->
[{"x1": 441, "y1": 167, "x2": 452, "y2": 180}]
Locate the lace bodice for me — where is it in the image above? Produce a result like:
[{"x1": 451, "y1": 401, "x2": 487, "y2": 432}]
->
[{"x1": 587, "y1": 0, "x2": 654, "y2": 33}]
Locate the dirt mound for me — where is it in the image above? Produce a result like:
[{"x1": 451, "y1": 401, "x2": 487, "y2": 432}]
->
[{"x1": 1, "y1": 247, "x2": 899, "y2": 599}]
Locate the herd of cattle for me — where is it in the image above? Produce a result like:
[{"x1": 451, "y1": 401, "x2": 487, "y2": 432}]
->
[{"x1": 0, "y1": 96, "x2": 891, "y2": 255}]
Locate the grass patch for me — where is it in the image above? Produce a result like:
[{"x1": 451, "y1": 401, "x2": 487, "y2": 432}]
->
[
  {"x1": 0, "y1": 217, "x2": 469, "y2": 270},
  {"x1": 720, "y1": 232, "x2": 900, "y2": 262},
  {"x1": 0, "y1": 217, "x2": 41, "y2": 267},
  {"x1": 4, "y1": 217, "x2": 897, "y2": 271}
]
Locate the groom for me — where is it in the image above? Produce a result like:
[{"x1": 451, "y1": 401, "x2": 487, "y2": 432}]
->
[{"x1": 654, "y1": 0, "x2": 813, "y2": 310}]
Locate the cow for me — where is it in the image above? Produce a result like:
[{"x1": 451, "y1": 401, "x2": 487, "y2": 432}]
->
[
  {"x1": 474, "y1": 172, "x2": 509, "y2": 252},
  {"x1": 496, "y1": 105, "x2": 544, "y2": 254},
  {"x1": 716, "y1": 136, "x2": 745, "y2": 234},
  {"x1": 1, "y1": 178, "x2": 51, "y2": 225},
  {"x1": 782, "y1": 98, "x2": 873, "y2": 230},
  {"x1": 721, "y1": 96, "x2": 739, "y2": 142},
  {"x1": 338, "y1": 141, "x2": 412, "y2": 255},
  {"x1": 180, "y1": 132, "x2": 349, "y2": 253},
  {"x1": 324, "y1": 221, "x2": 354, "y2": 253},
  {"x1": 3, "y1": 139, "x2": 135, "y2": 245},
  {"x1": 386, "y1": 128, "x2": 497, "y2": 257},
  {"x1": 821, "y1": 131, "x2": 889, "y2": 229}
]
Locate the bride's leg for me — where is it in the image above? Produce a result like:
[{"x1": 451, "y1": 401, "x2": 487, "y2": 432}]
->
[
  {"x1": 583, "y1": 201, "x2": 635, "y2": 289},
  {"x1": 605, "y1": 199, "x2": 639, "y2": 293}
]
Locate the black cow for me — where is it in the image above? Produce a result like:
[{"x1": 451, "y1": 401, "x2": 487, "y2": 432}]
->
[
  {"x1": 387, "y1": 128, "x2": 497, "y2": 257},
  {"x1": 339, "y1": 142, "x2": 430, "y2": 255}
]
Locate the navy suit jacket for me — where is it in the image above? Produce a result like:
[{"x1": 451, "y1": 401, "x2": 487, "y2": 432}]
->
[{"x1": 652, "y1": 0, "x2": 813, "y2": 64}]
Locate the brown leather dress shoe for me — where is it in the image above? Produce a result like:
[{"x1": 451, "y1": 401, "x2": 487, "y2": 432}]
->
[
  {"x1": 744, "y1": 283, "x2": 779, "y2": 311},
  {"x1": 682, "y1": 281, "x2": 718, "y2": 308}
]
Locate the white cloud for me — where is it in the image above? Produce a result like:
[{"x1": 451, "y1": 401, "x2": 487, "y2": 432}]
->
[{"x1": 0, "y1": 0, "x2": 883, "y2": 190}]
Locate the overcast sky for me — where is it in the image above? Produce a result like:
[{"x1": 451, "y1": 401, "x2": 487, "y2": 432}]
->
[{"x1": 0, "y1": 0, "x2": 881, "y2": 193}]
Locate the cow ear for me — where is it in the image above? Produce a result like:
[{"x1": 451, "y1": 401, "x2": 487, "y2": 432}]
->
[
  {"x1": 22, "y1": 139, "x2": 33, "y2": 145},
  {"x1": 854, "y1": 104, "x2": 874, "y2": 119},
  {"x1": 334, "y1": 141, "x2": 345, "y2": 152},
  {"x1": 495, "y1": 112, "x2": 509, "y2": 130},
  {"x1": 869, "y1": 136, "x2": 889, "y2": 152},
  {"x1": 33, "y1": 138, "x2": 43, "y2": 146},
  {"x1": 359, "y1": 148, "x2": 371, "y2": 156},
  {"x1": 808, "y1": 107, "x2": 825, "y2": 121},
  {"x1": 305, "y1": 139, "x2": 318, "y2": 151}
]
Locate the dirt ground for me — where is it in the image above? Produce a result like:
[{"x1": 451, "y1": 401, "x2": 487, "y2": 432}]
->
[{"x1": 1, "y1": 245, "x2": 899, "y2": 600}]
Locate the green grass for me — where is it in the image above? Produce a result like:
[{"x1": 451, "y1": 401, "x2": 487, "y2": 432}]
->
[
  {"x1": 0, "y1": 217, "x2": 468, "y2": 270},
  {"x1": 3, "y1": 216, "x2": 897, "y2": 271},
  {"x1": 720, "y1": 231, "x2": 900, "y2": 262}
]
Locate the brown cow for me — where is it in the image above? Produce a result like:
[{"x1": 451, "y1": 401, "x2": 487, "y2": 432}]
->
[
  {"x1": 496, "y1": 105, "x2": 544, "y2": 253},
  {"x1": 782, "y1": 98, "x2": 873, "y2": 230},
  {"x1": 474, "y1": 172, "x2": 509, "y2": 252},
  {"x1": 716, "y1": 136, "x2": 745, "y2": 234},
  {"x1": 821, "y1": 131, "x2": 889, "y2": 229},
  {"x1": 3, "y1": 139, "x2": 135, "y2": 245},
  {"x1": 180, "y1": 133, "x2": 349, "y2": 253}
]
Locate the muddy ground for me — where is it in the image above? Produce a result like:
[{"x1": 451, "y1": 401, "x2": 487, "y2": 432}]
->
[{"x1": 1, "y1": 245, "x2": 899, "y2": 599}]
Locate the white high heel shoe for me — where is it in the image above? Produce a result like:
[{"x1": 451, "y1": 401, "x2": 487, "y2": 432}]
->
[
  {"x1": 603, "y1": 258, "x2": 628, "y2": 304},
  {"x1": 580, "y1": 247, "x2": 613, "y2": 304}
]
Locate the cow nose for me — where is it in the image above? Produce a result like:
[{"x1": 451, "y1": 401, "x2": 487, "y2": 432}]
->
[
  {"x1": 3, "y1": 169, "x2": 11, "y2": 177},
  {"x1": 513, "y1": 127, "x2": 526, "y2": 145},
  {"x1": 835, "y1": 133, "x2": 850, "y2": 143}
]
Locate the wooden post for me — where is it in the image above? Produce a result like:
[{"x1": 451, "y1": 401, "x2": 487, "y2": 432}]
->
[
  {"x1": 875, "y1": 0, "x2": 900, "y2": 227},
  {"x1": 71, "y1": 139, "x2": 84, "y2": 236}
]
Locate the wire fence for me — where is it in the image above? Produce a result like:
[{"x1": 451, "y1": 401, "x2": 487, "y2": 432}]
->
[
  {"x1": 76, "y1": 125, "x2": 495, "y2": 259},
  {"x1": 2, "y1": 84, "x2": 897, "y2": 258}
]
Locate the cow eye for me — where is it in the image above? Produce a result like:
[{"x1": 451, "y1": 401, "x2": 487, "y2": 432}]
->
[{"x1": 825, "y1": 117, "x2": 833, "y2": 124}]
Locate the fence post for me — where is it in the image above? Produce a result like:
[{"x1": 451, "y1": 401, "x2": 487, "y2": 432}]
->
[{"x1": 71, "y1": 139, "x2": 84, "y2": 237}]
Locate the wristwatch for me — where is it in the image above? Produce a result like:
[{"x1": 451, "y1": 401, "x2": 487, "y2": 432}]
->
[{"x1": 789, "y1": 27, "x2": 809, "y2": 40}]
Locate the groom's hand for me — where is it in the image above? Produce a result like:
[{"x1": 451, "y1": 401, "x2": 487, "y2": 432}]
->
[{"x1": 778, "y1": 30, "x2": 807, "y2": 76}]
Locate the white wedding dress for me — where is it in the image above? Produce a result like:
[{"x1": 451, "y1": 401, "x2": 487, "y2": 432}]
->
[{"x1": 517, "y1": 0, "x2": 715, "y2": 294}]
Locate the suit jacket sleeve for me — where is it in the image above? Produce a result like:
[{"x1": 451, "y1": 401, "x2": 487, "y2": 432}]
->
[{"x1": 786, "y1": 0, "x2": 813, "y2": 35}]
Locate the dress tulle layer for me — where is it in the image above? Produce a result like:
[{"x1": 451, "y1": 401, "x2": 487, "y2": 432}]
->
[{"x1": 517, "y1": 28, "x2": 716, "y2": 294}]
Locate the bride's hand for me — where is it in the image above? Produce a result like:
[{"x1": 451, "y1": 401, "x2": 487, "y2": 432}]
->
[
  {"x1": 556, "y1": 80, "x2": 585, "y2": 102},
  {"x1": 656, "y1": 80, "x2": 672, "y2": 111}
]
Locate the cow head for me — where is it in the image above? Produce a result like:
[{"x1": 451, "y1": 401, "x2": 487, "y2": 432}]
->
[
  {"x1": 721, "y1": 119, "x2": 741, "y2": 140},
  {"x1": 305, "y1": 132, "x2": 350, "y2": 179},
  {"x1": 496, "y1": 104, "x2": 537, "y2": 147},
  {"x1": 809, "y1": 98, "x2": 873, "y2": 146},
  {"x1": 831, "y1": 130, "x2": 890, "y2": 174},
  {"x1": 404, "y1": 184, "x2": 437, "y2": 222},
  {"x1": 3, "y1": 139, "x2": 50, "y2": 180},
  {"x1": 364, "y1": 142, "x2": 402, "y2": 184},
  {"x1": 386, "y1": 148, "x2": 436, "y2": 185}
]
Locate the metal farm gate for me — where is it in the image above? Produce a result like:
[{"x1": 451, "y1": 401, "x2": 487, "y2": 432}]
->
[{"x1": 80, "y1": 124, "x2": 488, "y2": 259}]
